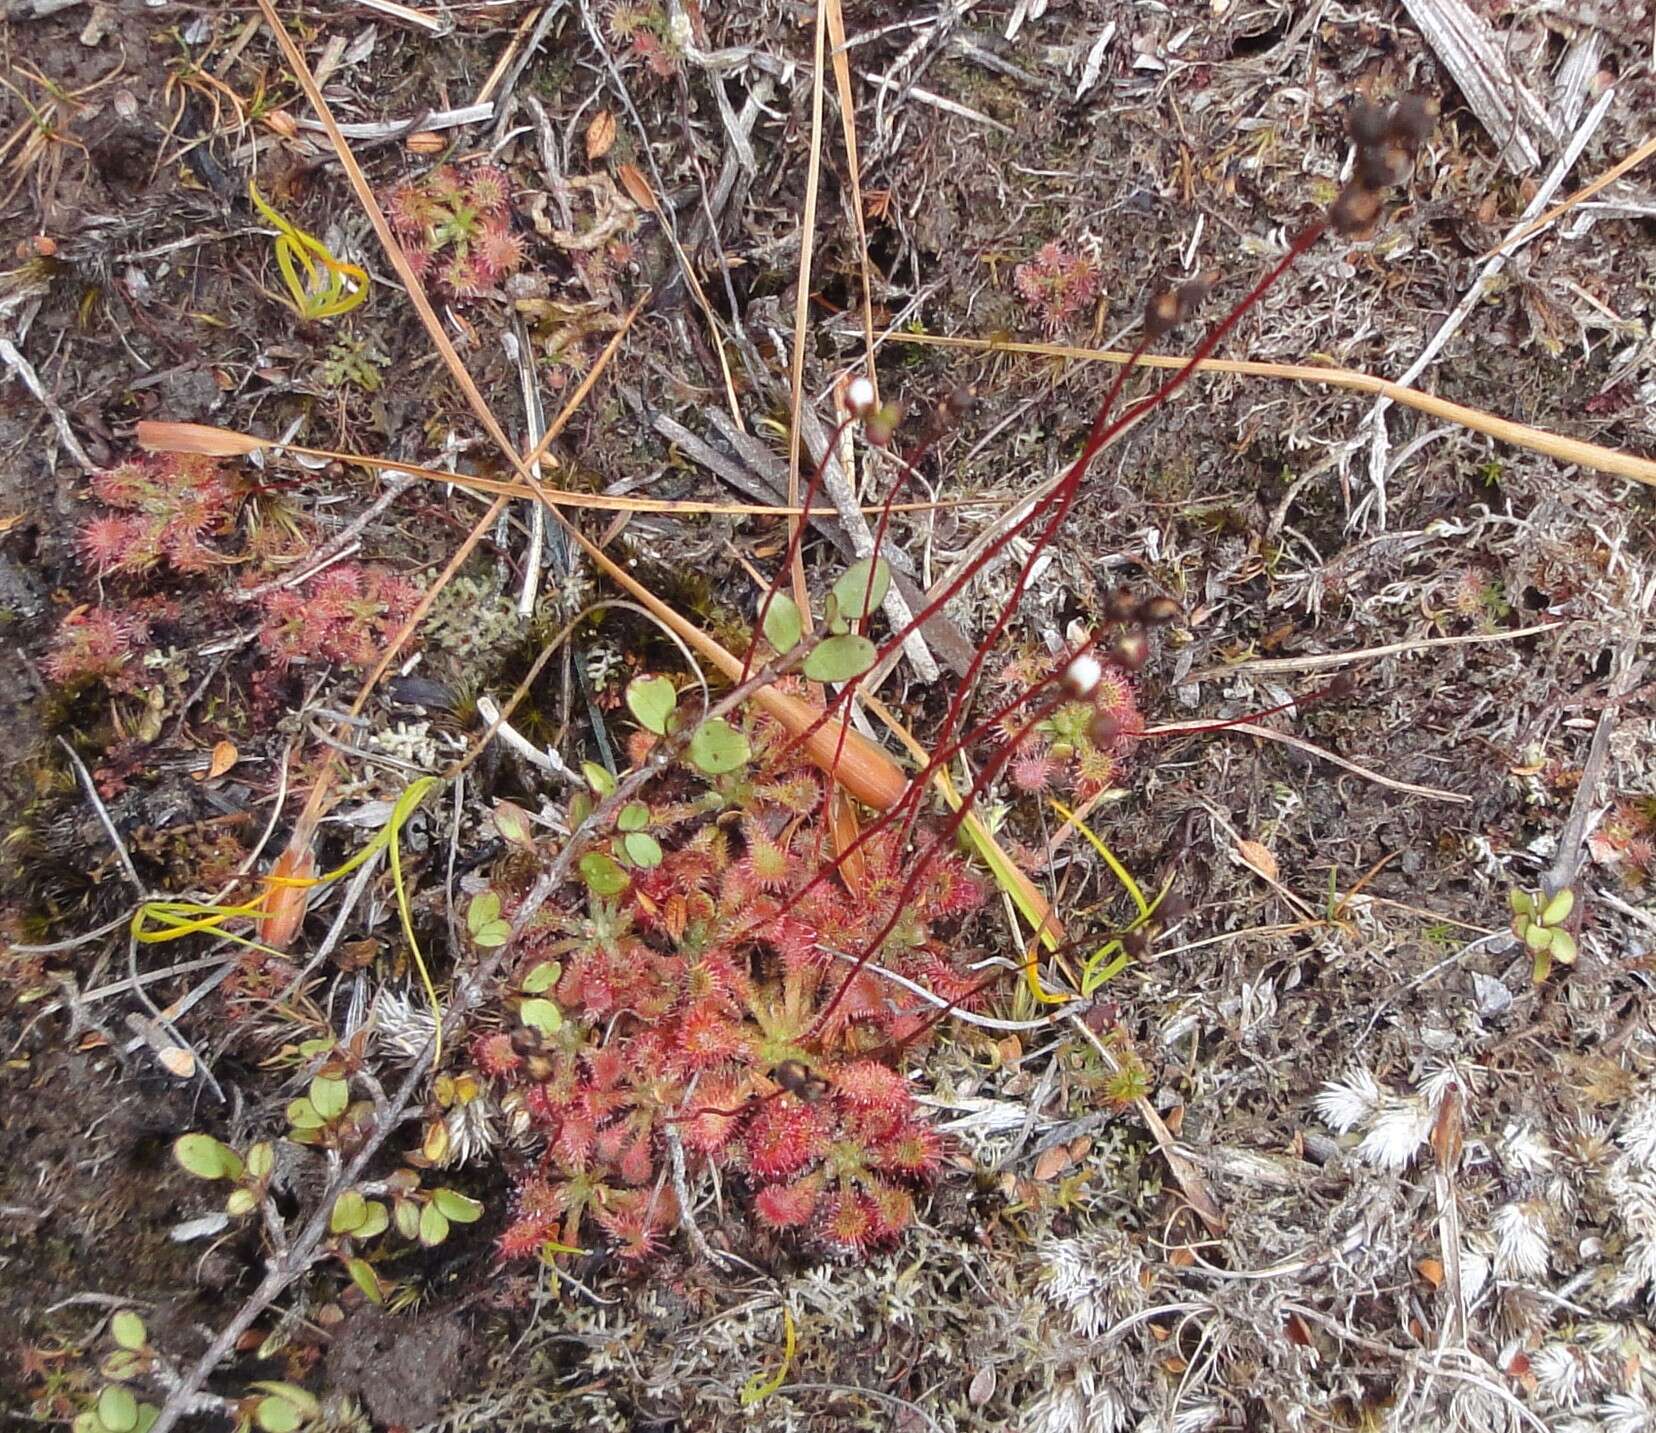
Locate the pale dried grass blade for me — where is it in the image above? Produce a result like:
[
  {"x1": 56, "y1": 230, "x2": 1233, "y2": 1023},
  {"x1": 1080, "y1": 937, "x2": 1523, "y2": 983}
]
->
[
  {"x1": 785, "y1": 0, "x2": 829, "y2": 617},
  {"x1": 885, "y1": 331, "x2": 1656, "y2": 487}
]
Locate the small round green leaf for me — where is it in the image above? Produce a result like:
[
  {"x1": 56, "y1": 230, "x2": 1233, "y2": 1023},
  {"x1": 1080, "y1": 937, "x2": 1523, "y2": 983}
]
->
[
  {"x1": 355, "y1": 1201, "x2": 389, "y2": 1240},
  {"x1": 132, "y1": 1406, "x2": 159, "y2": 1433},
  {"x1": 418, "y1": 1200, "x2": 451, "y2": 1248},
  {"x1": 466, "y1": 891, "x2": 501, "y2": 935},
  {"x1": 617, "y1": 800, "x2": 650, "y2": 832},
  {"x1": 330, "y1": 1189, "x2": 368, "y2": 1235},
  {"x1": 431, "y1": 1188, "x2": 483, "y2": 1223},
  {"x1": 173, "y1": 1133, "x2": 242, "y2": 1182},
  {"x1": 1541, "y1": 888, "x2": 1575, "y2": 927},
  {"x1": 803, "y1": 633, "x2": 877, "y2": 684},
  {"x1": 245, "y1": 1141, "x2": 274, "y2": 1181},
  {"x1": 622, "y1": 832, "x2": 662, "y2": 868},
  {"x1": 521, "y1": 960, "x2": 561, "y2": 994},
  {"x1": 520, "y1": 998, "x2": 563, "y2": 1036},
  {"x1": 1551, "y1": 929, "x2": 1578, "y2": 964},
  {"x1": 308, "y1": 1076, "x2": 349, "y2": 1123},
  {"x1": 225, "y1": 1188, "x2": 257, "y2": 1218},
  {"x1": 625, "y1": 674, "x2": 678, "y2": 735},
  {"x1": 687, "y1": 718, "x2": 750, "y2": 775},
  {"x1": 578, "y1": 850, "x2": 629, "y2": 896},
  {"x1": 394, "y1": 1199, "x2": 421, "y2": 1242},
  {"x1": 582, "y1": 761, "x2": 616, "y2": 796},
  {"x1": 492, "y1": 799, "x2": 535, "y2": 851},
  {"x1": 286, "y1": 1098, "x2": 324, "y2": 1131},
  {"x1": 98, "y1": 1386, "x2": 138, "y2": 1433},
  {"x1": 345, "y1": 1257, "x2": 385, "y2": 1305},
  {"x1": 762, "y1": 593, "x2": 804, "y2": 654},
  {"x1": 831, "y1": 556, "x2": 891, "y2": 620},
  {"x1": 250, "y1": 1384, "x2": 318, "y2": 1418},
  {"x1": 111, "y1": 1311, "x2": 146, "y2": 1352},
  {"x1": 73, "y1": 1412, "x2": 101, "y2": 1433},
  {"x1": 254, "y1": 1396, "x2": 301, "y2": 1433}
]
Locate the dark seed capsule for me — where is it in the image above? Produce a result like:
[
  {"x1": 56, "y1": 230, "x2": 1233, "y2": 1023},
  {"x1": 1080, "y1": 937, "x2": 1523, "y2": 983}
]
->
[
  {"x1": 1327, "y1": 669, "x2": 1358, "y2": 700},
  {"x1": 1175, "y1": 270, "x2": 1219, "y2": 319},
  {"x1": 1106, "y1": 586, "x2": 1139, "y2": 623},
  {"x1": 1138, "y1": 595, "x2": 1181, "y2": 626},
  {"x1": 1356, "y1": 141, "x2": 1410, "y2": 191},
  {"x1": 1121, "y1": 928, "x2": 1151, "y2": 960},
  {"x1": 1088, "y1": 710, "x2": 1123, "y2": 747},
  {"x1": 1347, "y1": 100, "x2": 1390, "y2": 148},
  {"x1": 1386, "y1": 94, "x2": 1440, "y2": 150},
  {"x1": 942, "y1": 383, "x2": 979, "y2": 422},
  {"x1": 1144, "y1": 287, "x2": 1184, "y2": 338},
  {"x1": 1328, "y1": 181, "x2": 1384, "y2": 238},
  {"x1": 774, "y1": 1058, "x2": 830, "y2": 1102}
]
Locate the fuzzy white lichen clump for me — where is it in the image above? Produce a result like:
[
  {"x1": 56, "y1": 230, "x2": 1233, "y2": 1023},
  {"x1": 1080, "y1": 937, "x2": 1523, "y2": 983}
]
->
[{"x1": 1037, "y1": 1226, "x2": 1145, "y2": 1337}]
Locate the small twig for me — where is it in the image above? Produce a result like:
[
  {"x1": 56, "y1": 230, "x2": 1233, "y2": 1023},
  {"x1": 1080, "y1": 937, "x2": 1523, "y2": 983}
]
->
[
  {"x1": 230, "y1": 473, "x2": 415, "y2": 603},
  {"x1": 1146, "y1": 719, "x2": 1470, "y2": 804},
  {"x1": 1, "y1": 336, "x2": 96, "y2": 470},
  {"x1": 1178, "y1": 620, "x2": 1564, "y2": 683},
  {"x1": 293, "y1": 102, "x2": 491, "y2": 141},
  {"x1": 59, "y1": 737, "x2": 142, "y2": 892},
  {"x1": 1480, "y1": 132, "x2": 1656, "y2": 260},
  {"x1": 822, "y1": 946, "x2": 1081, "y2": 1031},
  {"x1": 1543, "y1": 650, "x2": 1646, "y2": 900},
  {"x1": 510, "y1": 318, "x2": 548, "y2": 617}
]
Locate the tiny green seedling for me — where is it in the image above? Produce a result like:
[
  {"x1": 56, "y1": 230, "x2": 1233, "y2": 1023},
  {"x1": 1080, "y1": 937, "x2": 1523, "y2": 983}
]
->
[{"x1": 1511, "y1": 886, "x2": 1578, "y2": 982}]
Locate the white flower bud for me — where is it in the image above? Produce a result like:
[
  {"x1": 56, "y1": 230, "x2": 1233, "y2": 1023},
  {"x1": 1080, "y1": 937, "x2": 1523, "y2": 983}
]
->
[
  {"x1": 845, "y1": 375, "x2": 877, "y2": 416},
  {"x1": 1062, "y1": 653, "x2": 1102, "y2": 697}
]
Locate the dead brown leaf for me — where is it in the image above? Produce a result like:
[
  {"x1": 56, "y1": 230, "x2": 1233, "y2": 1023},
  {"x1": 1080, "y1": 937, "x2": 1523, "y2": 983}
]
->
[
  {"x1": 1236, "y1": 838, "x2": 1280, "y2": 882},
  {"x1": 615, "y1": 161, "x2": 657, "y2": 213},
  {"x1": 585, "y1": 110, "x2": 617, "y2": 161}
]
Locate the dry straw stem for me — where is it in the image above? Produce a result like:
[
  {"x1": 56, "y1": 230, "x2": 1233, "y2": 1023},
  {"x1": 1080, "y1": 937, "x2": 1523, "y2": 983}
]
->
[
  {"x1": 785, "y1": 0, "x2": 830, "y2": 616},
  {"x1": 136, "y1": 421, "x2": 975, "y2": 517},
  {"x1": 887, "y1": 332, "x2": 1656, "y2": 488},
  {"x1": 824, "y1": 0, "x2": 877, "y2": 398}
]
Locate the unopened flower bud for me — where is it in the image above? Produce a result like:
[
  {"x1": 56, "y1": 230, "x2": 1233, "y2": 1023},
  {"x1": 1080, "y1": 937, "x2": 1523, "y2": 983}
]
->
[
  {"x1": 1138, "y1": 595, "x2": 1180, "y2": 625},
  {"x1": 1106, "y1": 586, "x2": 1139, "y2": 623},
  {"x1": 1063, "y1": 652, "x2": 1103, "y2": 697},
  {"x1": 863, "y1": 400, "x2": 902, "y2": 447},
  {"x1": 845, "y1": 374, "x2": 877, "y2": 417},
  {"x1": 1111, "y1": 631, "x2": 1148, "y2": 671},
  {"x1": 1348, "y1": 101, "x2": 1389, "y2": 147}
]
